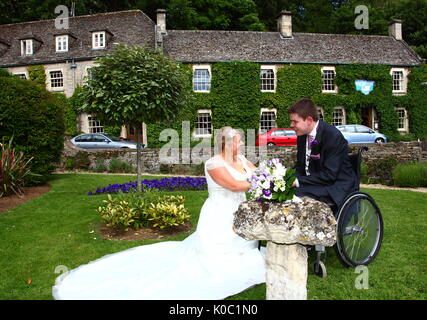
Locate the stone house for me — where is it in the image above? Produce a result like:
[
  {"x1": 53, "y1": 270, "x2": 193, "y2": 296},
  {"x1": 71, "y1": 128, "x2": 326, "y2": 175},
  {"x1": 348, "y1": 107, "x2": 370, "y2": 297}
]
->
[{"x1": 0, "y1": 9, "x2": 423, "y2": 145}]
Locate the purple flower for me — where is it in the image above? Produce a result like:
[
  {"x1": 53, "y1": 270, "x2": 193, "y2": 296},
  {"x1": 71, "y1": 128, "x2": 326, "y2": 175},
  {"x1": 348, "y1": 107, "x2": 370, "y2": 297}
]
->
[
  {"x1": 263, "y1": 189, "x2": 271, "y2": 197},
  {"x1": 310, "y1": 154, "x2": 321, "y2": 160},
  {"x1": 87, "y1": 176, "x2": 207, "y2": 195},
  {"x1": 310, "y1": 139, "x2": 320, "y2": 148}
]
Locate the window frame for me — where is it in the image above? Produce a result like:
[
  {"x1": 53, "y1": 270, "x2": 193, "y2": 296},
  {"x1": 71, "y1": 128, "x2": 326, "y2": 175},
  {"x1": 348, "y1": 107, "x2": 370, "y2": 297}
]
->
[
  {"x1": 332, "y1": 106, "x2": 346, "y2": 126},
  {"x1": 260, "y1": 65, "x2": 277, "y2": 93},
  {"x1": 395, "y1": 107, "x2": 409, "y2": 133},
  {"x1": 20, "y1": 39, "x2": 33, "y2": 56},
  {"x1": 390, "y1": 67, "x2": 408, "y2": 95},
  {"x1": 92, "y1": 31, "x2": 106, "y2": 49},
  {"x1": 192, "y1": 64, "x2": 211, "y2": 93},
  {"x1": 88, "y1": 116, "x2": 104, "y2": 134},
  {"x1": 55, "y1": 35, "x2": 69, "y2": 52},
  {"x1": 47, "y1": 69, "x2": 64, "y2": 91},
  {"x1": 13, "y1": 72, "x2": 28, "y2": 79},
  {"x1": 259, "y1": 108, "x2": 277, "y2": 134},
  {"x1": 194, "y1": 109, "x2": 213, "y2": 138},
  {"x1": 321, "y1": 66, "x2": 338, "y2": 93}
]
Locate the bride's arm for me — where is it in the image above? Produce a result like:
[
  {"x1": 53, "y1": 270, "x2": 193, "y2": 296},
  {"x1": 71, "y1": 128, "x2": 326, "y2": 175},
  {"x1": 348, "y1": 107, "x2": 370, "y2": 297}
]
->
[{"x1": 208, "y1": 167, "x2": 251, "y2": 192}]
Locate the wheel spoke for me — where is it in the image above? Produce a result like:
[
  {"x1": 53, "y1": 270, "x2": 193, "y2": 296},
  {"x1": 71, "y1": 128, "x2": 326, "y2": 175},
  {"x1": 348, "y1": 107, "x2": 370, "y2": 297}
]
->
[{"x1": 340, "y1": 197, "x2": 381, "y2": 265}]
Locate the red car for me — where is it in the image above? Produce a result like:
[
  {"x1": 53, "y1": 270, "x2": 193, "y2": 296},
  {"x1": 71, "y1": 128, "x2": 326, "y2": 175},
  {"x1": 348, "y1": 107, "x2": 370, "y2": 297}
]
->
[{"x1": 256, "y1": 128, "x2": 297, "y2": 146}]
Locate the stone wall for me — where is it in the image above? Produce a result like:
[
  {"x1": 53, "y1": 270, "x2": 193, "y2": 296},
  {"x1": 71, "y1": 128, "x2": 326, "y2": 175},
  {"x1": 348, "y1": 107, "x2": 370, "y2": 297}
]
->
[{"x1": 60, "y1": 140, "x2": 425, "y2": 174}]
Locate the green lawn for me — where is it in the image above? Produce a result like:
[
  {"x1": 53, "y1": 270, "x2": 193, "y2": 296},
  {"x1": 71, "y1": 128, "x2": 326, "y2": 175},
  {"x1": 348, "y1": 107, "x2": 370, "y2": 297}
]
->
[{"x1": 0, "y1": 173, "x2": 426, "y2": 300}]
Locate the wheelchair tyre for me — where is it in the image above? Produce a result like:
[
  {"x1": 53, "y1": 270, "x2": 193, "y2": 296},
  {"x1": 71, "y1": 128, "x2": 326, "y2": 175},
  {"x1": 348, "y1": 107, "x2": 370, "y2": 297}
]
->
[{"x1": 334, "y1": 192, "x2": 383, "y2": 267}]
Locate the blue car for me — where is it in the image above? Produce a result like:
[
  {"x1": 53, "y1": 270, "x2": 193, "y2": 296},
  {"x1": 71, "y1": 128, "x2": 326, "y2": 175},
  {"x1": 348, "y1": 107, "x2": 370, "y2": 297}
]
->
[
  {"x1": 335, "y1": 125, "x2": 387, "y2": 144},
  {"x1": 71, "y1": 133, "x2": 141, "y2": 149}
]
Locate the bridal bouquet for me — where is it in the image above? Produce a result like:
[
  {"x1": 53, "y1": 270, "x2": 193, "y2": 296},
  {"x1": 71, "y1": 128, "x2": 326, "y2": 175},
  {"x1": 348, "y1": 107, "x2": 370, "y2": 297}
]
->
[{"x1": 248, "y1": 158, "x2": 297, "y2": 202}]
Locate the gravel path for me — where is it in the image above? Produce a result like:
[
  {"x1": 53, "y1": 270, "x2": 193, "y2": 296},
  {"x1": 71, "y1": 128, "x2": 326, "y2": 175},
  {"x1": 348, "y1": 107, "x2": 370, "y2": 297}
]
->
[{"x1": 360, "y1": 184, "x2": 427, "y2": 194}]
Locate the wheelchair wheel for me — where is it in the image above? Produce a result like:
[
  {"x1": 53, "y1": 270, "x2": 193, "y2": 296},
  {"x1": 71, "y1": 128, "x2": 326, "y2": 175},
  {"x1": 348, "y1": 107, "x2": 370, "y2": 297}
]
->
[{"x1": 334, "y1": 192, "x2": 383, "y2": 267}]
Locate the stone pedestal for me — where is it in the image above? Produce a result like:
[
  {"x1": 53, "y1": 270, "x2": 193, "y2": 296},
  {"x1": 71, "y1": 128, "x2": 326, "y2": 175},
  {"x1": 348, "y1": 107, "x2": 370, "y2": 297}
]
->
[
  {"x1": 266, "y1": 242, "x2": 308, "y2": 300},
  {"x1": 233, "y1": 197, "x2": 337, "y2": 300}
]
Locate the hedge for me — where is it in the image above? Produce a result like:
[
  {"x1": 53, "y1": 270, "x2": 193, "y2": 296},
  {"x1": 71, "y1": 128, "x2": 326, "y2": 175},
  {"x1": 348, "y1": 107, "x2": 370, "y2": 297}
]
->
[{"x1": 0, "y1": 68, "x2": 65, "y2": 184}]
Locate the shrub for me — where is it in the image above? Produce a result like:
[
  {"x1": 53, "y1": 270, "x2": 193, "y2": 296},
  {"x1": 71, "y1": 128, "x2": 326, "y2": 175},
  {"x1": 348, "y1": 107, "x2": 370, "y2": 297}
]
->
[
  {"x1": 73, "y1": 151, "x2": 91, "y2": 169},
  {"x1": 98, "y1": 193, "x2": 144, "y2": 231},
  {"x1": 392, "y1": 162, "x2": 427, "y2": 187},
  {"x1": 0, "y1": 138, "x2": 37, "y2": 197},
  {"x1": 64, "y1": 158, "x2": 74, "y2": 170},
  {"x1": 365, "y1": 157, "x2": 399, "y2": 185},
  {"x1": 94, "y1": 159, "x2": 107, "y2": 172},
  {"x1": 145, "y1": 195, "x2": 190, "y2": 229},
  {"x1": 97, "y1": 190, "x2": 189, "y2": 230},
  {"x1": 0, "y1": 69, "x2": 65, "y2": 184},
  {"x1": 108, "y1": 158, "x2": 135, "y2": 173},
  {"x1": 360, "y1": 163, "x2": 369, "y2": 184}
]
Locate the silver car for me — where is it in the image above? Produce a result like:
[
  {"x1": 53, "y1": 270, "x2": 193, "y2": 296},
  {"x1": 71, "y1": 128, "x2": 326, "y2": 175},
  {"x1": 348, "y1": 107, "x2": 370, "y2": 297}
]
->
[
  {"x1": 335, "y1": 125, "x2": 387, "y2": 144},
  {"x1": 70, "y1": 133, "x2": 141, "y2": 149}
]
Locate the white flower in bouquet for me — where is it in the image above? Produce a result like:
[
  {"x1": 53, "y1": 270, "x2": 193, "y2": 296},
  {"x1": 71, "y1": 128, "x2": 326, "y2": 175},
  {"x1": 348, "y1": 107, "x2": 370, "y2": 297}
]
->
[{"x1": 248, "y1": 158, "x2": 297, "y2": 202}]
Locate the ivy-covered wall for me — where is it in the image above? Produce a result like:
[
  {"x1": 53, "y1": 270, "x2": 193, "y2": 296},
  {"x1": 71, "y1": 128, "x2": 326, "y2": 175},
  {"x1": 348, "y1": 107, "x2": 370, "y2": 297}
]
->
[{"x1": 147, "y1": 62, "x2": 427, "y2": 148}]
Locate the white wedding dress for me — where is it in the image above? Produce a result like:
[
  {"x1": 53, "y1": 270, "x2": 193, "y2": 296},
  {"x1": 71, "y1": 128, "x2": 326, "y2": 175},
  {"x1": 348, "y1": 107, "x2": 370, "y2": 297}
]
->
[{"x1": 52, "y1": 154, "x2": 266, "y2": 300}]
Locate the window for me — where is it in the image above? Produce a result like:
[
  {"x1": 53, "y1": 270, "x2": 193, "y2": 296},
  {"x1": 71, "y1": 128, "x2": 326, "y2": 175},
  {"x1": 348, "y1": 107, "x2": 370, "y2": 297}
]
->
[
  {"x1": 284, "y1": 130, "x2": 296, "y2": 136},
  {"x1": 13, "y1": 72, "x2": 27, "y2": 79},
  {"x1": 20, "y1": 39, "x2": 33, "y2": 56},
  {"x1": 355, "y1": 125, "x2": 371, "y2": 133},
  {"x1": 56, "y1": 35, "x2": 68, "y2": 52},
  {"x1": 92, "y1": 134, "x2": 107, "y2": 142},
  {"x1": 92, "y1": 31, "x2": 106, "y2": 49},
  {"x1": 49, "y1": 70, "x2": 64, "y2": 89},
  {"x1": 321, "y1": 66, "x2": 337, "y2": 93},
  {"x1": 75, "y1": 135, "x2": 92, "y2": 142},
  {"x1": 88, "y1": 116, "x2": 104, "y2": 133},
  {"x1": 392, "y1": 71, "x2": 403, "y2": 91},
  {"x1": 345, "y1": 125, "x2": 357, "y2": 133},
  {"x1": 260, "y1": 66, "x2": 276, "y2": 92},
  {"x1": 271, "y1": 129, "x2": 285, "y2": 136},
  {"x1": 195, "y1": 110, "x2": 212, "y2": 136},
  {"x1": 193, "y1": 65, "x2": 211, "y2": 92},
  {"x1": 332, "y1": 107, "x2": 345, "y2": 126},
  {"x1": 260, "y1": 108, "x2": 277, "y2": 133},
  {"x1": 317, "y1": 107, "x2": 324, "y2": 121},
  {"x1": 390, "y1": 68, "x2": 408, "y2": 95},
  {"x1": 395, "y1": 108, "x2": 409, "y2": 132}
]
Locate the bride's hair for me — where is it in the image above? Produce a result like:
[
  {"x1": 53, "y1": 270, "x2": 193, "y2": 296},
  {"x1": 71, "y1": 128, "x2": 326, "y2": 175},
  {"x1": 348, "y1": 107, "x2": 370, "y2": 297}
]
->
[{"x1": 215, "y1": 126, "x2": 238, "y2": 155}]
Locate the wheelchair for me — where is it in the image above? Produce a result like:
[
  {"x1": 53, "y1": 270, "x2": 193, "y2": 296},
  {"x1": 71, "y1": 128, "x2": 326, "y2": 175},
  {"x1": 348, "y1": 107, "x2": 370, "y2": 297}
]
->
[{"x1": 311, "y1": 146, "x2": 384, "y2": 278}]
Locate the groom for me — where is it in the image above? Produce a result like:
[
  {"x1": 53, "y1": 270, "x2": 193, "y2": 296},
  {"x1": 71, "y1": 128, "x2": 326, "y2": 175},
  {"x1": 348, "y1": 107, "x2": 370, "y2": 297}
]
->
[{"x1": 288, "y1": 98, "x2": 357, "y2": 207}]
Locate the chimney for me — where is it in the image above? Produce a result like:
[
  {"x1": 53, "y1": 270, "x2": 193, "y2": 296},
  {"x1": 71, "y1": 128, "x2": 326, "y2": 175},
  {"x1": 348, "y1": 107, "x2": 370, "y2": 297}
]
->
[
  {"x1": 156, "y1": 9, "x2": 167, "y2": 35},
  {"x1": 277, "y1": 10, "x2": 292, "y2": 38},
  {"x1": 388, "y1": 19, "x2": 403, "y2": 40}
]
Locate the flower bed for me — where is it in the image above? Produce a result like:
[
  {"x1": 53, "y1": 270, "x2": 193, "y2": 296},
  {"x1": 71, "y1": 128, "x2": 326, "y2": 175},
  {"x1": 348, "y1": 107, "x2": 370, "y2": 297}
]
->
[{"x1": 88, "y1": 176, "x2": 207, "y2": 195}]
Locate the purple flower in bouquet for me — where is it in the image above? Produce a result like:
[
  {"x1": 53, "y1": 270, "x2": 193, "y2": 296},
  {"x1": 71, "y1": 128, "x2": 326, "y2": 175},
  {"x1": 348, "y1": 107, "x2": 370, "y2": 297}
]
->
[{"x1": 263, "y1": 189, "x2": 272, "y2": 197}]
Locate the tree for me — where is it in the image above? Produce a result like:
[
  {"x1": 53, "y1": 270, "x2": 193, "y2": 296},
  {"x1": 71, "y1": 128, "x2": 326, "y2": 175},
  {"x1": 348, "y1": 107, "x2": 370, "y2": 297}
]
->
[{"x1": 79, "y1": 45, "x2": 191, "y2": 190}]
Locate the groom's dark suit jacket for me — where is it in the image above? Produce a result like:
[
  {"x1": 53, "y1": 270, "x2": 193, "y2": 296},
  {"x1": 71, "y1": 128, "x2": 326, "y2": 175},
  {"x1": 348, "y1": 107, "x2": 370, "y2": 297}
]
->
[{"x1": 295, "y1": 120, "x2": 358, "y2": 207}]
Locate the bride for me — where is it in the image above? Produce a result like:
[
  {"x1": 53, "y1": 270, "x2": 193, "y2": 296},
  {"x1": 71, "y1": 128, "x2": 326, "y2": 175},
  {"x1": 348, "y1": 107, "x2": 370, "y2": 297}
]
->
[{"x1": 52, "y1": 126, "x2": 266, "y2": 300}]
